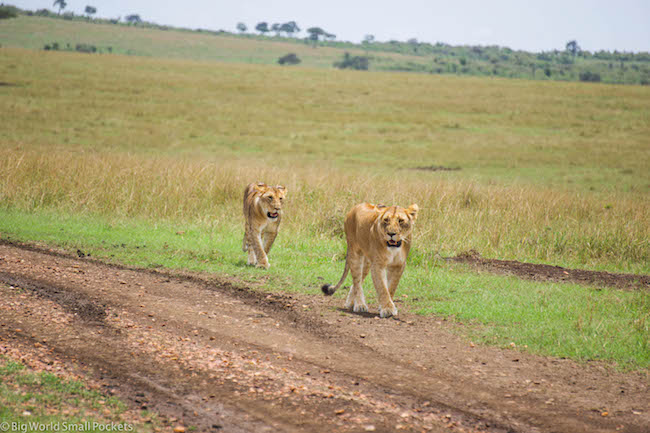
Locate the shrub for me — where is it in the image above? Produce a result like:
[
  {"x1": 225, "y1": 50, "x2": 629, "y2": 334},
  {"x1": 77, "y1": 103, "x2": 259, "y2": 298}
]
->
[
  {"x1": 43, "y1": 42, "x2": 60, "y2": 51},
  {"x1": 334, "y1": 52, "x2": 369, "y2": 70},
  {"x1": 579, "y1": 71, "x2": 601, "y2": 82},
  {"x1": 278, "y1": 53, "x2": 301, "y2": 65},
  {"x1": 0, "y1": 5, "x2": 19, "y2": 19},
  {"x1": 75, "y1": 43, "x2": 97, "y2": 53}
]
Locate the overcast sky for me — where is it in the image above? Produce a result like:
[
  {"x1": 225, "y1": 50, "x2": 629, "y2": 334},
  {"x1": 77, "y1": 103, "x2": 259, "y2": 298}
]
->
[{"x1": 10, "y1": 0, "x2": 650, "y2": 53}]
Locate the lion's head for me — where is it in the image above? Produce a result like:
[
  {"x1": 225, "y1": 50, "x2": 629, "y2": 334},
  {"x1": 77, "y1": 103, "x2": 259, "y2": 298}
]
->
[
  {"x1": 376, "y1": 204, "x2": 418, "y2": 248},
  {"x1": 255, "y1": 183, "x2": 287, "y2": 219}
]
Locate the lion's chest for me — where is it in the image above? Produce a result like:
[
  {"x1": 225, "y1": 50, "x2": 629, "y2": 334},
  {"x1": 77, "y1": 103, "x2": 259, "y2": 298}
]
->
[
  {"x1": 258, "y1": 217, "x2": 280, "y2": 233},
  {"x1": 385, "y1": 246, "x2": 405, "y2": 266}
]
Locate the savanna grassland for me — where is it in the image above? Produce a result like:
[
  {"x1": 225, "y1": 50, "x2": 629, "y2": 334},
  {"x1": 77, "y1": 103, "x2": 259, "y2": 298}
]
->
[
  {"x1": 1, "y1": 44, "x2": 649, "y2": 368},
  {"x1": 0, "y1": 15, "x2": 422, "y2": 69}
]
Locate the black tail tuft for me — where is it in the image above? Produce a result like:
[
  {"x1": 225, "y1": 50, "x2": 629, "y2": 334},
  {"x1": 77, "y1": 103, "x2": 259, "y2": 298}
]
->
[{"x1": 321, "y1": 284, "x2": 335, "y2": 296}]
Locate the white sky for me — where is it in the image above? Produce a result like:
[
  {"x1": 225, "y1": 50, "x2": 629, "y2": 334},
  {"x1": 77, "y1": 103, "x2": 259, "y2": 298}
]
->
[{"x1": 9, "y1": 0, "x2": 650, "y2": 53}]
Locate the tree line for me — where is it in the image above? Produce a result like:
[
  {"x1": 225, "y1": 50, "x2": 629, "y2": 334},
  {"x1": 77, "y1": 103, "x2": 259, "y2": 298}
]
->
[
  {"x1": 237, "y1": 21, "x2": 336, "y2": 45},
  {"x1": 3, "y1": 5, "x2": 648, "y2": 85}
]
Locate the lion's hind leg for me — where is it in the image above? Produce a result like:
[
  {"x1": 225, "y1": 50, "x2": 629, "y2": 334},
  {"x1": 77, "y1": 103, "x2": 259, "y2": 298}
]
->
[{"x1": 242, "y1": 226, "x2": 250, "y2": 252}]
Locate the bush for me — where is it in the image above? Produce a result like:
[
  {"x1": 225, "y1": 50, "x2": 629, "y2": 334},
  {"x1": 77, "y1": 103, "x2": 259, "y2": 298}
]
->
[
  {"x1": 334, "y1": 52, "x2": 369, "y2": 70},
  {"x1": 0, "y1": 5, "x2": 19, "y2": 19},
  {"x1": 43, "y1": 42, "x2": 60, "y2": 51},
  {"x1": 75, "y1": 43, "x2": 97, "y2": 53},
  {"x1": 278, "y1": 53, "x2": 301, "y2": 65},
  {"x1": 579, "y1": 71, "x2": 601, "y2": 82}
]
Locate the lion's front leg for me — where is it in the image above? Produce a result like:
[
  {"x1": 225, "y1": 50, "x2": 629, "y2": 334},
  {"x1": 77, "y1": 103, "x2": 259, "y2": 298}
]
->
[
  {"x1": 248, "y1": 229, "x2": 269, "y2": 269},
  {"x1": 371, "y1": 265, "x2": 397, "y2": 318},
  {"x1": 262, "y1": 228, "x2": 278, "y2": 254},
  {"x1": 387, "y1": 264, "x2": 405, "y2": 299},
  {"x1": 345, "y1": 253, "x2": 368, "y2": 313}
]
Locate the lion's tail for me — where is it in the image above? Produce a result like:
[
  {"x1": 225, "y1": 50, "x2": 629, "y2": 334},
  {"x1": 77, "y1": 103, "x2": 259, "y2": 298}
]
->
[{"x1": 321, "y1": 250, "x2": 350, "y2": 296}]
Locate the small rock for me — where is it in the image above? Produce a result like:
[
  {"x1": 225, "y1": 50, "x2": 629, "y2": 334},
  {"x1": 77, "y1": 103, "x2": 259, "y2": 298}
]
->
[{"x1": 173, "y1": 426, "x2": 186, "y2": 433}]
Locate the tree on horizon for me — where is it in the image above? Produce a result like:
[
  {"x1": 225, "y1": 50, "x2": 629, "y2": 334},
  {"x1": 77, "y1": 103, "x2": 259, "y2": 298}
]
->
[
  {"x1": 84, "y1": 5, "x2": 97, "y2": 19},
  {"x1": 255, "y1": 22, "x2": 269, "y2": 36},
  {"x1": 53, "y1": 0, "x2": 67, "y2": 15},
  {"x1": 280, "y1": 21, "x2": 300, "y2": 37},
  {"x1": 125, "y1": 14, "x2": 142, "y2": 24},
  {"x1": 307, "y1": 27, "x2": 325, "y2": 46},
  {"x1": 566, "y1": 40, "x2": 581, "y2": 57}
]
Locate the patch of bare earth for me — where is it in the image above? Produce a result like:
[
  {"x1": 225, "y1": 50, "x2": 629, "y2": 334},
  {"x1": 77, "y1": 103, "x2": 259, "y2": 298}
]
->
[
  {"x1": 0, "y1": 240, "x2": 647, "y2": 433},
  {"x1": 449, "y1": 250, "x2": 649, "y2": 290}
]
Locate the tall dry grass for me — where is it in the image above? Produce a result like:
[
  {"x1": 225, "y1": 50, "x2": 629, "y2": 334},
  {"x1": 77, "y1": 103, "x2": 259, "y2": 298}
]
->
[{"x1": 1, "y1": 149, "x2": 647, "y2": 272}]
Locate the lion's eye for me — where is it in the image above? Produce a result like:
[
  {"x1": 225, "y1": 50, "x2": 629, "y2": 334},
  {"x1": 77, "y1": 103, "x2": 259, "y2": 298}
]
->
[
  {"x1": 267, "y1": 196, "x2": 273, "y2": 201},
  {"x1": 383, "y1": 219, "x2": 389, "y2": 224}
]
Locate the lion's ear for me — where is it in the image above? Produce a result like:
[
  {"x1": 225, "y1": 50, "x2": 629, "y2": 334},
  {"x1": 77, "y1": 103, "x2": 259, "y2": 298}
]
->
[
  {"x1": 276, "y1": 185, "x2": 287, "y2": 194},
  {"x1": 407, "y1": 204, "x2": 419, "y2": 221}
]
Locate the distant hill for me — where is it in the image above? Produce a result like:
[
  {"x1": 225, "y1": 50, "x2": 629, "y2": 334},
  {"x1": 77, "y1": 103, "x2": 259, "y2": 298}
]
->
[{"x1": 1, "y1": 6, "x2": 649, "y2": 85}]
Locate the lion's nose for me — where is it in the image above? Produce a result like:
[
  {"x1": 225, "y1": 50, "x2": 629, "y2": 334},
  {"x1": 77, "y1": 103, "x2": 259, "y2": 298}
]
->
[{"x1": 387, "y1": 232, "x2": 397, "y2": 237}]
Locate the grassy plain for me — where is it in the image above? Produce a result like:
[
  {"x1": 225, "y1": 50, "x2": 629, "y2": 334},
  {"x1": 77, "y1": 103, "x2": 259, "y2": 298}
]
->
[
  {"x1": 1, "y1": 46, "x2": 649, "y2": 368},
  {"x1": 0, "y1": 15, "x2": 421, "y2": 69}
]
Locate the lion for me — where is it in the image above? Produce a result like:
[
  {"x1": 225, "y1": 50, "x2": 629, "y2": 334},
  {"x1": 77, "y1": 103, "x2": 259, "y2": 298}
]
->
[
  {"x1": 322, "y1": 202, "x2": 419, "y2": 318},
  {"x1": 242, "y1": 182, "x2": 287, "y2": 269}
]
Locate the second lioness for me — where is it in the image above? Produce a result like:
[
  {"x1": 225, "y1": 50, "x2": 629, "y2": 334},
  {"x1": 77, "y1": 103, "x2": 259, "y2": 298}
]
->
[
  {"x1": 322, "y1": 202, "x2": 418, "y2": 318},
  {"x1": 242, "y1": 182, "x2": 287, "y2": 269}
]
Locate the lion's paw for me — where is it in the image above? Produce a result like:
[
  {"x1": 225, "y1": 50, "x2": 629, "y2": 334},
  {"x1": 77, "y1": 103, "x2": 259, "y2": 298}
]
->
[
  {"x1": 353, "y1": 302, "x2": 369, "y2": 313},
  {"x1": 379, "y1": 305, "x2": 398, "y2": 318}
]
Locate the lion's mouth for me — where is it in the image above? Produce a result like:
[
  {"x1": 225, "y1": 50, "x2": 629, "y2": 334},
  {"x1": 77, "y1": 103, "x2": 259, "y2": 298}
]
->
[
  {"x1": 267, "y1": 212, "x2": 279, "y2": 219},
  {"x1": 387, "y1": 240, "x2": 402, "y2": 248}
]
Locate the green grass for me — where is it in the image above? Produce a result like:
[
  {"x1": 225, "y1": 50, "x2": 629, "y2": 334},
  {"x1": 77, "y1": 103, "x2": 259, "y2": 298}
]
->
[
  {"x1": 1, "y1": 208, "x2": 648, "y2": 370},
  {"x1": 0, "y1": 355, "x2": 160, "y2": 432}
]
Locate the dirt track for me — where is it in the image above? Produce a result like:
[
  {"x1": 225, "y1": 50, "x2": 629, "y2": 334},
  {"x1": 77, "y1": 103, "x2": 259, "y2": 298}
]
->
[{"x1": 0, "y1": 240, "x2": 648, "y2": 433}]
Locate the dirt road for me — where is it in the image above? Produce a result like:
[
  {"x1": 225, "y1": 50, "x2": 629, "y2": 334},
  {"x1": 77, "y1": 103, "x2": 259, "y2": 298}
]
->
[{"x1": 0, "y1": 240, "x2": 647, "y2": 432}]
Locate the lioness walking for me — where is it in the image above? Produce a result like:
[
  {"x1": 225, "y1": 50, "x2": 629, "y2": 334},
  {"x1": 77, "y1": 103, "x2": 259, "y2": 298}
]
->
[
  {"x1": 242, "y1": 182, "x2": 287, "y2": 269},
  {"x1": 322, "y1": 202, "x2": 418, "y2": 318}
]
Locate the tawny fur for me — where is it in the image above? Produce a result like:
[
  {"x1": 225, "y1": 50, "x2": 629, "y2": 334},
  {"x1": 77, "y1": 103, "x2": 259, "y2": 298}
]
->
[
  {"x1": 242, "y1": 182, "x2": 287, "y2": 269},
  {"x1": 322, "y1": 202, "x2": 418, "y2": 318}
]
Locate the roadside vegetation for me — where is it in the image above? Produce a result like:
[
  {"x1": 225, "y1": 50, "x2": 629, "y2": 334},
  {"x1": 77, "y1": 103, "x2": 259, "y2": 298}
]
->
[
  {"x1": 0, "y1": 354, "x2": 161, "y2": 432},
  {"x1": 0, "y1": 39, "x2": 648, "y2": 370}
]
